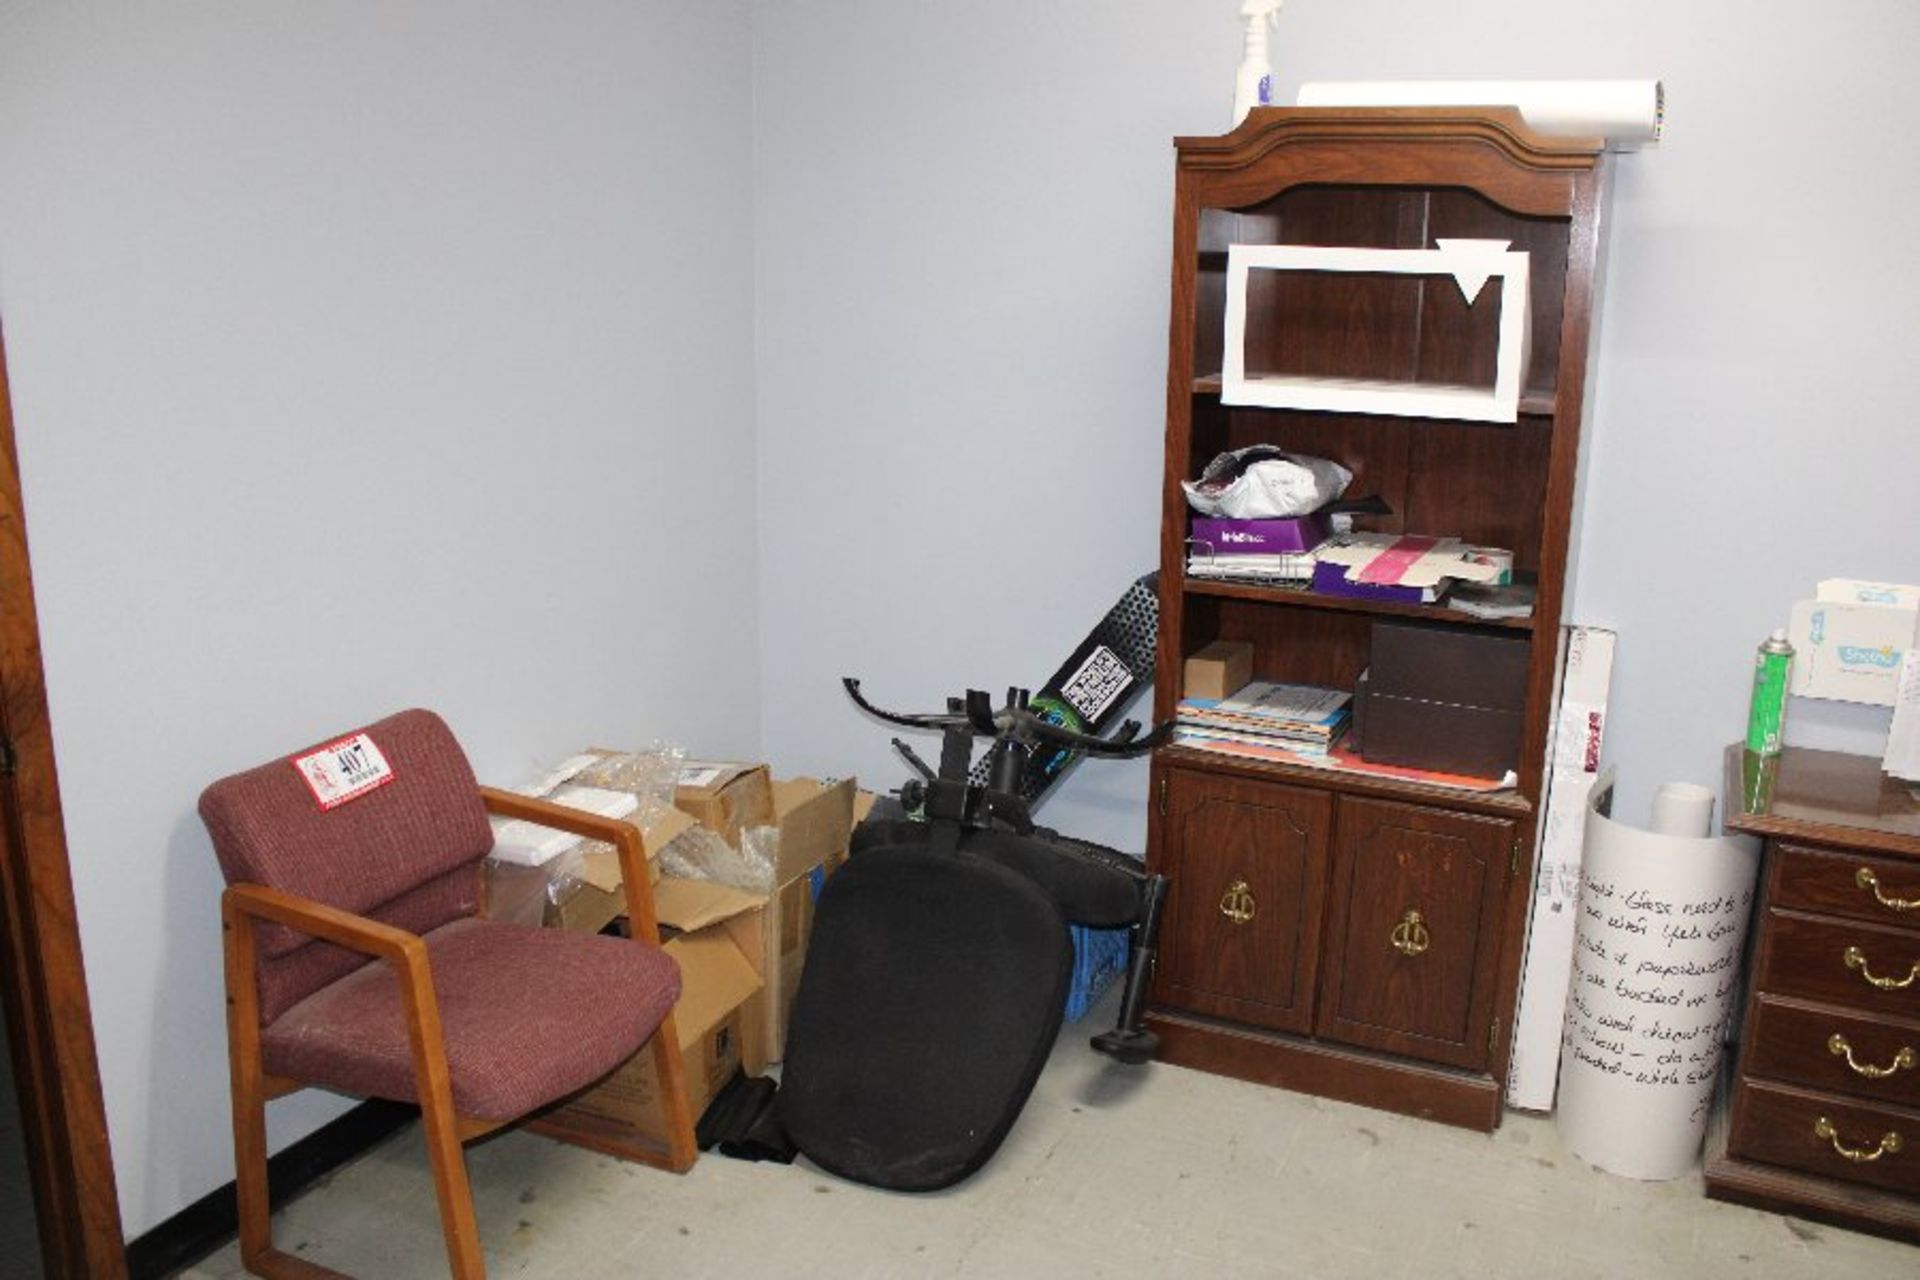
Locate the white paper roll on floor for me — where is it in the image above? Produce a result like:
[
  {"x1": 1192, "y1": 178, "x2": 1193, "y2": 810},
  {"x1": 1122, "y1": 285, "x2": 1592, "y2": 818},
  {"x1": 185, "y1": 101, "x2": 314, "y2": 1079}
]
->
[
  {"x1": 1296, "y1": 80, "x2": 1664, "y2": 149},
  {"x1": 1650, "y1": 782, "x2": 1715, "y2": 837},
  {"x1": 1556, "y1": 781, "x2": 1759, "y2": 1180}
]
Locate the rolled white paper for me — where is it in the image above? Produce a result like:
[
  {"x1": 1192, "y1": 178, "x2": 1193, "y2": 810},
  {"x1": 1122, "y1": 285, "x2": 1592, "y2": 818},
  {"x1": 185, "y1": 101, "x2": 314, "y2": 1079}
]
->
[
  {"x1": 1555, "y1": 779, "x2": 1759, "y2": 1180},
  {"x1": 1649, "y1": 782, "x2": 1715, "y2": 838},
  {"x1": 1297, "y1": 80, "x2": 1664, "y2": 149}
]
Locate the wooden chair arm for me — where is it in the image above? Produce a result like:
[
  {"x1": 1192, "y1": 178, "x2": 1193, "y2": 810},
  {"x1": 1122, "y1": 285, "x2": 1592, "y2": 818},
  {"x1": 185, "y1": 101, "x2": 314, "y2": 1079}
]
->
[
  {"x1": 476, "y1": 786, "x2": 667, "y2": 946},
  {"x1": 222, "y1": 883, "x2": 461, "y2": 1136},
  {"x1": 223, "y1": 882, "x2": 427, "y2": 967}
]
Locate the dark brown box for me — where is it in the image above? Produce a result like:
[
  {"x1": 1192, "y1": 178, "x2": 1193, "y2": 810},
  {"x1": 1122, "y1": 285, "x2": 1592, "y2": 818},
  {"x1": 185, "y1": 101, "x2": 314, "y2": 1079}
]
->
[
  {"x1": 1360, "y1": 692, "x2": 1524, "y2": 779},
  {"x1": 1356, "y1": 621, "x2": 1530, "y2": 778},
  {"x1": 1367, "y1": 619, "x2": 1528, "y2": 709}
]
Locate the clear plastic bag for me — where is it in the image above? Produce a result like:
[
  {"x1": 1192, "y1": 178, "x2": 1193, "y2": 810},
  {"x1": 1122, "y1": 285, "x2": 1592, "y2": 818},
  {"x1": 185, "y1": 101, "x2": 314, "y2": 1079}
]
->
[
  {"x1": 575, "y1": 742, "x2": 685, "y2": 825},
  {"x1": 563, "y1": 742, "x2": 688, "y2": 886},
  {"x1": 657, "y1": 823, "x2": 777, "y2": 894}
]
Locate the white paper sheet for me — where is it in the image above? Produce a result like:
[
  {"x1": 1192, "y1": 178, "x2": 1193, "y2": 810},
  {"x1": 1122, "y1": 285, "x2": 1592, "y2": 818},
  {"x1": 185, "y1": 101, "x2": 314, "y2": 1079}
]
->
[
  {"x1": 1297, "y1": 80, "x2": 1664, "y2": 149},
  {"x1": 1554, "y1": 779, "x2": 1760, "y2": 1180}
]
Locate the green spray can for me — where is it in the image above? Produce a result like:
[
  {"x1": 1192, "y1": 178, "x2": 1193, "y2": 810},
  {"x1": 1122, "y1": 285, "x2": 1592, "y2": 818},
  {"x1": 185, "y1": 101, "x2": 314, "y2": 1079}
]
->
[{"x1": 1745, "y1": 629, "x2": 1794, "y2": 756}]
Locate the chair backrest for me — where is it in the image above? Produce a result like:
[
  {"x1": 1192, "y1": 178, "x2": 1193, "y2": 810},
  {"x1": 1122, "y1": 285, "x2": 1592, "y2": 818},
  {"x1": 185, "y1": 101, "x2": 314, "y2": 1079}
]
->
[{"x1": 199, "y1": 708, "x2": 494, "y2": 1023}]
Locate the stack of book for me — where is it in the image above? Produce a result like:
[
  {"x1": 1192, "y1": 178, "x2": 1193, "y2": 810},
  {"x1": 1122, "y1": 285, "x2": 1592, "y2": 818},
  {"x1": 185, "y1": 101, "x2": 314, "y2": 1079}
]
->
[
  {"x1": 1174, "y1": 680, "x2": 1352, "y2": 761},
  {"x1": 1185, "y1": 514, "x2": 1327, "y2": 585}
]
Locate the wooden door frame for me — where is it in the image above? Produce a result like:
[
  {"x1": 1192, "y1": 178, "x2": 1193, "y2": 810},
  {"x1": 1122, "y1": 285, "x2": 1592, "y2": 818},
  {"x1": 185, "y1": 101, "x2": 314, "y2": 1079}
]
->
[{"x1": 0, "y1": 319, "x2": 128, "y2": 1276}]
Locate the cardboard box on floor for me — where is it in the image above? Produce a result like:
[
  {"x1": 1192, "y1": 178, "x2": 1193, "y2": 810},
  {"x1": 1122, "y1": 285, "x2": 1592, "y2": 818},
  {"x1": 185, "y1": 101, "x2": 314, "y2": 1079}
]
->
[
  {"x1": 667, "y1": 773, "x2": 862, "y2": 1061},
  {"x1": 535, "y1": 907, "x2": 766, "y2": 1158},
  {"x1": 526, "y1": 767, "x2": 864, "y2": 1160},
  {"x1": 533, "y1": 771, "x2": 865, "y2": 1152}
]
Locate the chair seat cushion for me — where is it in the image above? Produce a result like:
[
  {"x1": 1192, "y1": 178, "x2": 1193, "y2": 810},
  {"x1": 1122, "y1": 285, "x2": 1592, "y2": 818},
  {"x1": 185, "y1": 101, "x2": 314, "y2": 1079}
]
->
[{"x1": 262, "y1": 917, "x2": 681, "y2": 1120}]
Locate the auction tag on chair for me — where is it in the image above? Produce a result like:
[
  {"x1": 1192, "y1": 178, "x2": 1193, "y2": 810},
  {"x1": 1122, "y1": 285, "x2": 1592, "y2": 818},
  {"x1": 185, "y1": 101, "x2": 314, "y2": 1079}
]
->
[{"x1": 293, "y1": 733, "x2": 396, "y2": 810}]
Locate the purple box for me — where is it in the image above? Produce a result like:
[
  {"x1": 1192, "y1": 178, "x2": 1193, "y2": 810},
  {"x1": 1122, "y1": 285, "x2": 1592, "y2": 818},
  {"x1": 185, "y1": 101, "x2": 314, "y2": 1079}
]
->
[
  {"x1": 1310, "y1": 558, "x2": 1440, "y2": 604},
  {"x1": 1188, "y1": 513, "x2": 1329, "y2": 556}
]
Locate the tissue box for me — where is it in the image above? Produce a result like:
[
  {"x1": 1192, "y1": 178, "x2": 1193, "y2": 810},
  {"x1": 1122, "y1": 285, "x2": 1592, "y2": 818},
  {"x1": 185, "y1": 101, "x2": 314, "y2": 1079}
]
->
[{"x1": 1788, "y1": 579, "x2": 1919, "y2": 706}]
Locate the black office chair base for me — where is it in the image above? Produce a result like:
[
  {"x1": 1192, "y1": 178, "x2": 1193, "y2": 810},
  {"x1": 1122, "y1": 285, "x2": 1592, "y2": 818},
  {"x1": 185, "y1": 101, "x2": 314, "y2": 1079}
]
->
[{"x1": 1089, "y1": 1026, "x2": 1160, "y2": 1066}]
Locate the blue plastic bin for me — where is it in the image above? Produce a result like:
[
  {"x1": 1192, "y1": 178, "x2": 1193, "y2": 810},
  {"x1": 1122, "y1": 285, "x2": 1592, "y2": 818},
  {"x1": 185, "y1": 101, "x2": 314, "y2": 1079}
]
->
[{"x1": 1063, "y1": 924, "x2": 1131, "y2": 1022}]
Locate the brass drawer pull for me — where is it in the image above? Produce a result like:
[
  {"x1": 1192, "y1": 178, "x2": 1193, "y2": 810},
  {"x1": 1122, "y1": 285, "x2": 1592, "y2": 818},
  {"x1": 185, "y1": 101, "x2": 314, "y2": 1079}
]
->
[
  {"x1": 1390, "y1": 909, "x2": 1429, "y2": 957},
  {"x1": 1829, "y1": 1033, "x2": 1918, "y2": 1079},
  {"x1": 1219, "y1": 879, "x2": 1256, "y2": 925},
  {"x1": 1856, "y1": 867, "x2": 1920, "y2": 913},
  {"x1": 1814, "y1": 1116, "x2": 1904, "y2": 1163},
  {"x1": 1843, "y1": 945, "x2": 1920, "y2": 990}
]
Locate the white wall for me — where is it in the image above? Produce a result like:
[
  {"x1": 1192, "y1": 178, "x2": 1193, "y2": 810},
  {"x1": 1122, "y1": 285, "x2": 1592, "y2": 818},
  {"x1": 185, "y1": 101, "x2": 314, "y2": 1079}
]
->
[
  {"x1": 0, "y1": 2, "x2": 760, "y2": 1236},
  {"x1": 754, "y1": 1, "x2": 1920, "y2": 837}
]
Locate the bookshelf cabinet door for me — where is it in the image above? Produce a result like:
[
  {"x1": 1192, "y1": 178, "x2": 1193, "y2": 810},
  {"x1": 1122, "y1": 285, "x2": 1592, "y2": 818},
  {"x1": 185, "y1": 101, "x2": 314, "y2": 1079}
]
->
[
  {"x1": 1155, "y1": 769, "x2": 1333, "y2": 1034},
  {"x1": 1316, "y1": 797, "x2": 1515, "y2": 1069}
]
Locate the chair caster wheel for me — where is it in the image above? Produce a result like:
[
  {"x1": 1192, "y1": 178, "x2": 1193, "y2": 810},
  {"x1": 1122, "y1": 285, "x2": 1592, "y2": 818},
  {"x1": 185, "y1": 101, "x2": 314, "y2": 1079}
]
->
[{"x1": 1090, "y1": 1027, "x2": 1159, "y2": 1065}]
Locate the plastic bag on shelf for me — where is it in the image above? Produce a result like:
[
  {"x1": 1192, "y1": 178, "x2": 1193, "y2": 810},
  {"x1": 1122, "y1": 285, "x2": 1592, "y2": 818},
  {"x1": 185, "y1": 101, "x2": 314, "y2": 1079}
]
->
[{"x1": 1181, "y1": 444, "x2": 1352, "y2": 518}]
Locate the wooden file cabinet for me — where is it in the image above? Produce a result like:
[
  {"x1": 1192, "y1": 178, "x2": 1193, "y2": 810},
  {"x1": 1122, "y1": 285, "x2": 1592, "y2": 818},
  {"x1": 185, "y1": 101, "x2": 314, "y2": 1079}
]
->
[{"x1": 1705, "y1": 745, "x2": 1920, "y2": 1240}]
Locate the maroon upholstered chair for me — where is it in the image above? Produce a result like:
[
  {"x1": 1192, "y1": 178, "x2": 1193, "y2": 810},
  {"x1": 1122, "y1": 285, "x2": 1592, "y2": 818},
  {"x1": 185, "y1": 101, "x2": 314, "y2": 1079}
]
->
[{"x1": 201, "y1": 709, "x2": 696, "y2": 1279}]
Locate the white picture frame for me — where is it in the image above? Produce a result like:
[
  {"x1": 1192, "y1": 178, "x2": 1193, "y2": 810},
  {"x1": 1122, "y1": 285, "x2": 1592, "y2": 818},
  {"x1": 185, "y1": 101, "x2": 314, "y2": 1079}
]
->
[{"x1": 1221, "y1": 238, "x2": 1532, "y2": 423}]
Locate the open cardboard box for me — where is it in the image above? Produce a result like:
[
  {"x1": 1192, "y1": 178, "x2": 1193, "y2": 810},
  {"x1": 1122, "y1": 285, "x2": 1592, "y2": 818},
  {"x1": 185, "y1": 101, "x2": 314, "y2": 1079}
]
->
[
  {"x1": 511, "y1": 763, "x2": 868, "y2": 1163},
  {"x1": 673, "y1": 760, "x2": 775, "y2": 847},
  {"x1": 482, "y1": 804, "x2": 700, "y2": 936},
  {"x1": 534, "y1": 914, "x2": 766, "y2": 1157},
  {"x1": 652, "y1": 772, "x2": 864, "y2": 1061}
]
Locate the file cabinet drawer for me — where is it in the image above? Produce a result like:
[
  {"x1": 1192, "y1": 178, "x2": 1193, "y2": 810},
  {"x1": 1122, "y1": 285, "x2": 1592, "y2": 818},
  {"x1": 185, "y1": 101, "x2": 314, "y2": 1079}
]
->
[
  {"x1": 1743, "y1": 996, "x2": 1920, "y2": 1110},
  {"x1": 1728, "y1": 1080, "x2": 1920, "y2": 1199}
]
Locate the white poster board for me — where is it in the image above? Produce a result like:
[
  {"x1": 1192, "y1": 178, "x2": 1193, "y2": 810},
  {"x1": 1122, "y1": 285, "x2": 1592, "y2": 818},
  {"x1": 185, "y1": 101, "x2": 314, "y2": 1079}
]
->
[{"x1": 1555, "y1": 779, "x2": 1761, "y2": 1180}]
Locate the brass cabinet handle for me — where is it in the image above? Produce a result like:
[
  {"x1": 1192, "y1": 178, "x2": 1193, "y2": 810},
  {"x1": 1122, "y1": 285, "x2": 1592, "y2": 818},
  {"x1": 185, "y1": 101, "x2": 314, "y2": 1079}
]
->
[
  {"x1": 1829, "y1": 1033, "x2": 1918, "y2": 1079},
  {"x1": 1219, "y1": 879, "x2": 1256, "y2": 925},
  {"x1": 1843, "y1": 945, "x2": 1920, "y2": 990},
  {"x1": 1390, "y1": 909, "x2": 1430, "y2": 957},
  {"x1": 1814, "y1": 1116, "x2": 1904, "y2": 1163},
  {"x1": 1856, "y1": 867, "x2": 1920, "y2": 913}
]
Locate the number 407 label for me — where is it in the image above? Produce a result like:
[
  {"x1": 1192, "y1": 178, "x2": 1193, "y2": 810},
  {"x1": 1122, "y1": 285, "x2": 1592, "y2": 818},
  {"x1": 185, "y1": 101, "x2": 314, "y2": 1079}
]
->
[{"x1": 294, "y1": 732, "x2": 396, "y2": 810}]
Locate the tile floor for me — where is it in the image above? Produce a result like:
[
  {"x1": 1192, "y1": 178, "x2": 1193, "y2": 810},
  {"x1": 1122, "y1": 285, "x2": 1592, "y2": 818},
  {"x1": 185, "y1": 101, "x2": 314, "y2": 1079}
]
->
[{"x1": 183, "y1": 994, "x2": 1917, "y2": 1279}]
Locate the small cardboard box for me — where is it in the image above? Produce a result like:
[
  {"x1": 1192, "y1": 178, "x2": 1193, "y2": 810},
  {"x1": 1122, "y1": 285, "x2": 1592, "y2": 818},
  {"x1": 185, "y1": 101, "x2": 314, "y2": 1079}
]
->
[
  {"x1": 1184, "y1": 640, "x2": 1254, "y2": 701},
  {"x1": 674, "y1": 761, "x2": 775, "y2": 845},
  {"x1": 539, "y1": 927, "x2": 763, "y2": 1149}
]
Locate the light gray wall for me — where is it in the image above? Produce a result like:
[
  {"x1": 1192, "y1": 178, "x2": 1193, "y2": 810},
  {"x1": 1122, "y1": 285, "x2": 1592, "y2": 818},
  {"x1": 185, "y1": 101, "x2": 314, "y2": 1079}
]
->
[
  {"x1": 0, "y1": 2, "x2": 760, "y2": 1235},
  {"x1": 754, "y1": 1, "x2": 1920, "y2": 841}
]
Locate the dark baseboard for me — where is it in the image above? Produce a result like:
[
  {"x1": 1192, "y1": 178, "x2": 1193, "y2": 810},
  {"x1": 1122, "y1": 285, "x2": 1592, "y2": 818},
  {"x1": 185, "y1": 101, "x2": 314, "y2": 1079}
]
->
[{"x1": 124, "y1": 1098, "x2": 417, "y2": 1279}]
